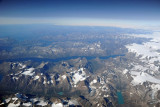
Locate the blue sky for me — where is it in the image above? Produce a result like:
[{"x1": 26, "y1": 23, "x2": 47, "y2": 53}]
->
[{"x1": 0, "y1": 0, "x2": 160, "y2": 29}]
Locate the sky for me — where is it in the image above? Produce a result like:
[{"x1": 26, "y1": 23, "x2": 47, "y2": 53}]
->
[{"x1": 0, "y1": 0, "x2": 160, "y2": 29}]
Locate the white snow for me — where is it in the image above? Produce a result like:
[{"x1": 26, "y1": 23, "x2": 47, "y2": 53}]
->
[
  {"x1": 150, "y1": 84, "x2": 160, "y2": 99},
  {"x1": 30, "y1": 98, "x2": 48, "y2": 106},
  {"x1": 92, "y1": 79, "x2": 97, "y2": 83},
  {"x1": 73, "y1": 73, "x2": 85, "y2": 84},
  {"x1": 36, "y1": 100, "x2": 48, "y2": 106},
  {"x1": 126, "y1": 32, "x2": 160, "y2": 62},
  {"x1": 5, "y1": 98, "x2": 11, "y2": 103},
  {"x1": 131, "y1": 71, "x2": 160, "y2": 86},
  {"x1": 19, "y1": 63, "x2": 26, "y2": 69},
  {"x1": 47, "y1": 81, "x2": 50, "y2": 84},
  {"x1": 23, "y1": 102, "x2": 32, "y2": 106},
  {"x1": 8, "y1": 102, "x2": 20, "y2": 107},
  {"x1": 12, "y1": 77, "x2": 19, "y2": 80},
  {"x1": 71, "y1": 68, "x2": 87, "y2": 85},
  {"x1": 0, "y1": 102, "x2": 4, "y2": 105},
  {"x1": 30, "y1": 98, "x2": 39, "y2": 103},
  {"x1": 126, "y1": 43, "x2": 160, "y2": 60},
  {"x1": 33, "y1": 75, "x2": 39, "y2": 80},
  {"x1": 4, "y1": 96, "x2": 51, "y2": 107},
  {"x1": 43, "y1": 81, "x2": 46, "y2": 85},
  {"x1": 68, "y1": 100, "x2": 79, "y2": 105},
  {"x1": 14, "y1": 71, "x2": 22, "y2": 75},
  {"x1": 52, "y1": 103, "x2": 63, "y2": 107},
  {"x1": 22, "y1": 68, "x2": 35, "y2": 76},
  {"x1": 51, "y1": 80, "x2": 54, "y2": 84},
  {"x1": 123, "y1": 69, "x2": 128, "y2": 74},
  {"x1": 100, "y1": 77, "x2": 105, "y2": 85},
  {"x1": 104, "y1": 95, "x2": 110, "y2": 97},
  {"x1": 8, "y1": 97, "x2": 20, "y2": 107},
  {"x1": 62, "y1": 75, "x2": 66, "y2": 80},
  {"x1": 126, "y1": 32, "x2": 160, "y2": 86},
  {"x1": 12, "y1": 97, "x2": 18, "y2": 101},
  {"x1": 151, "y1": 84, "x2": 160, "y2": 90},
  {"x1": 11, "y1": 67, "x2": 37, "y2": 80},
  {"x1": 90, "y1": 79, "x2": 97, "y2": 85}
]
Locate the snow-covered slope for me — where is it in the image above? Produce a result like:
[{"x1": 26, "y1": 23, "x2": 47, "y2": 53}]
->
[
  {"x1": 126, "y1": 32, "x2": 160, "y2": 95},
  {"x1": 0, "y1": 93, "x2": 80, "y2": 107},
  {"x1": 126, "y1": 32, "x2": 160, "y2": 61}
]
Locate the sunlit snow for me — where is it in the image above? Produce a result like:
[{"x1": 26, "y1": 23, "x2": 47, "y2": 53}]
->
[
  {"x1": 33, "y1": 75, "x2": 40, "y2": 80},
  {"x1": 36, "y1": 100, "x2": 48, "y2": 106},
  {"x1": 52, "y1": 103, "x2": 63, "y2": 107},
  {"x1": 71, "y1": 68, "x2": 87, "y2": 85},
  {"x1": 23, "y1": 102, "x2": 32, "y2": 106},
  {"x1": 22, "y1": 68, "x2": 35, "y2": 76},
  {"x1": 62, "y1": 75, "x2": 66, "y2": 80},
  {"x1": 131, "y1": 71, "x2": 160, "y2": 85},
  {"x1": 126, "y1": 32, "x2": 160, "y2": 86}
]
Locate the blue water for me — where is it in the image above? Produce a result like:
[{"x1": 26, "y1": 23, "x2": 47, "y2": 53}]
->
[
  {"x1": 117, "y1": 92, "x2": 124, "y2": 104},
  {"x1": 0, "y1": 55, "x2": 125, "y2": 63}
]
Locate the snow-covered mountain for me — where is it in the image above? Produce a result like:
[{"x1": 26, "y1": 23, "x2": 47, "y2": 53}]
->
[{"x1": 0, "y1": 31, "x2": 160, "y2": 107}]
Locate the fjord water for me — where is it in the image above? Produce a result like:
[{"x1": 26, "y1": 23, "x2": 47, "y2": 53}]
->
[{"x1": 0, "y1": 55, "x2": 125, "y2": 63}]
